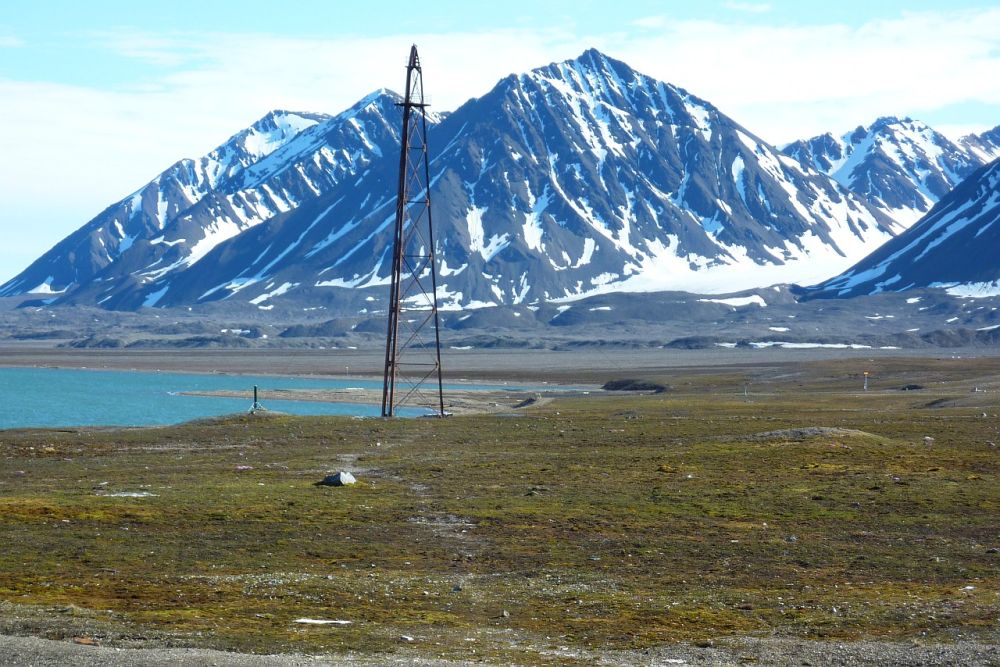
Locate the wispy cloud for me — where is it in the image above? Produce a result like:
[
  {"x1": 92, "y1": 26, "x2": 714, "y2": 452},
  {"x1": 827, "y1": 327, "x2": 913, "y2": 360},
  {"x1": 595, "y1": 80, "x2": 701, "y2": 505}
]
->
[
  {"x1": 723, "y1": 2, "x2": 773, "y2": 13},
  {"x1": 0, "y1": 35, "x2": 24, "y2": 47},
  {"x1": 631, "y1": 16, "x2": 668, "y2": 29}
]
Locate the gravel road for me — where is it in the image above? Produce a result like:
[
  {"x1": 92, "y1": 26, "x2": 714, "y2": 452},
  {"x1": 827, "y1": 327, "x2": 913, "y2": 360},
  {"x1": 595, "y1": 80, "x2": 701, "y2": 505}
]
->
[{"x1": 2, "y1": 634, "x2": 998, "y2": 666}]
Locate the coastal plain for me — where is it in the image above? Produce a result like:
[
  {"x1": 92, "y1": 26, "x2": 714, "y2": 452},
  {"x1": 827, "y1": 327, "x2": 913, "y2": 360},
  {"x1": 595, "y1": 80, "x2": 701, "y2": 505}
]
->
[{"x1": 1, "y1": 347, "x2": 999, "y2": 665}]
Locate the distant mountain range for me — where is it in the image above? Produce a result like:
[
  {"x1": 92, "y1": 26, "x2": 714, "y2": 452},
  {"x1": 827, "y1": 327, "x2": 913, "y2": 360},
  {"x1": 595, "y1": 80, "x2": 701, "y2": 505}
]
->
[
  {"x1": 2, "y1": 49, "x2": 997, "y2": 314},
  {"x1": 783, "y1": 117, "x2": 998, "y2": 227}
]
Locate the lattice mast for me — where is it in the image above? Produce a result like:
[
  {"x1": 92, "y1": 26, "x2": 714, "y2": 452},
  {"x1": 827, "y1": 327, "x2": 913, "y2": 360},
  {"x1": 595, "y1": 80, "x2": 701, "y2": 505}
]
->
[{"x1": 381, "y1": 45, "x2": 445, "y2": 417}]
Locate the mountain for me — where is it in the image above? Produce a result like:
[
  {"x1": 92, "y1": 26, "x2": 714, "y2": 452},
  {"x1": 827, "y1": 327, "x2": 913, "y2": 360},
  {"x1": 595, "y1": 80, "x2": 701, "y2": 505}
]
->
[
  {"x1": 3, "y1": 50, "x2": 899, "y2": 312},
  {"x1": 801, "y1": 159, "x2": 1000, "y2": 300},
  {"x1": 782, "y1": 117, "x2": 985, "y2": 228},
  {"x1": 1, "y1": 91, "x2": 419, "y2": 306},
  {"x1": 960, "y1": 125, "x2": 1000, "y2": 164},
  {"x1": 0, "y1": 109, "x2": 329, "y2": 298}
]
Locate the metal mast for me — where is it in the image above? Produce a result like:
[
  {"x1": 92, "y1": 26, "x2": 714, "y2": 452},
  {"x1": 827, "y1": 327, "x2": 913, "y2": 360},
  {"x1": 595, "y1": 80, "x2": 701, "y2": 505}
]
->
[{"x1": 381, "y1": 44, "x2": 445, "y2": 418}]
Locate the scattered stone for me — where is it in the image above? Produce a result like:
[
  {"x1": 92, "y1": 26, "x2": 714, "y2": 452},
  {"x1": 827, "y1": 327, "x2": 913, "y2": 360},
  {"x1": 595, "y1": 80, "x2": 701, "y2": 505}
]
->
[
  {"x1": 399, "y1": 634, "x2": 415, "y2": 642},
  {"x1": 315, "y1": 471, "x2": 356, "y2": 487},
  {"x1": 500, "y1": 609, "x2": 510, "y2": 618},
  {"x1": 744, "y1": 427, "x2": 875, "y2": 441},
  {"x1": 293, "y1": 618, "x2": 352, "y2": 625},
  {"x1": 235, "y1": 465, "x2": 254, "y2": 471},
  {"x1": 923, "y1": 436, "x2": 935, "y2": 446}
]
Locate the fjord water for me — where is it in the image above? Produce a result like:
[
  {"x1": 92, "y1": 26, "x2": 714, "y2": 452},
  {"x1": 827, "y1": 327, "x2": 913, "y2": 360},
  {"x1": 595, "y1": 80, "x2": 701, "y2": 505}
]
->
[{"x1": 0, "y1": 367, "x2": 449, "y2": 428}]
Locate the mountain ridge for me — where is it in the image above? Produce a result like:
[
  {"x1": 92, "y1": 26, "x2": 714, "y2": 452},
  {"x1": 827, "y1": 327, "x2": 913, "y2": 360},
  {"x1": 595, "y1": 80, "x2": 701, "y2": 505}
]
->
[
  {"x1": 7, "y1": 49, "x2": 984, "y2": 314},
  {"x1": 782, "y1": 116, "x2": 987, "y2": 228}
]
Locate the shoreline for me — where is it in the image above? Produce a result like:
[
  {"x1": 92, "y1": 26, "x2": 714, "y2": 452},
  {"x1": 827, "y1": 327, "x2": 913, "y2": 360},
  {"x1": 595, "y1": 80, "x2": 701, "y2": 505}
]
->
[
  {"x1": 2, "y1": 344, "x2": 998, "y2": 386},
  {"x1": 178, "y1": 387, "x2": 561, "y2": 416}
]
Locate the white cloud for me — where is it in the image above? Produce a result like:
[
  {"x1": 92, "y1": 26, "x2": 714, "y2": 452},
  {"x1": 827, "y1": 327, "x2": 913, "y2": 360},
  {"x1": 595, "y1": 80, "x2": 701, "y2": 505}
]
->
[
  {"x1": 1, "y1": 9, "x2": 999, "y2": 281},
  {"x1": 935, "y1": 123, "x2": 996, "y2": 142},
  {"x1": 597, "y1": 9, "x2": 1000, "y2": 140},
  {"x1": 0, "y1": 35, "x2": 23, "y2": 47},
  {"x1": 723, "y1": 2, "x2": 773, "y2": 13},
  {"x1": 631, "y1": 16, "x2": 668, "y2": 29}
]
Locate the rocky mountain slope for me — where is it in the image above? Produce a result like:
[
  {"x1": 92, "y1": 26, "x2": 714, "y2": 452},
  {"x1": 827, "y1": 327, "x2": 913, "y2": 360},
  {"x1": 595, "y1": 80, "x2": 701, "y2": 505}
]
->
[
  {"x1": 801, "y1": 159, "x2": 1000, "y2": 299},
  {"x1": 959, "y1": 125, "x2": 1000, "y2": 164},
  {"x1": 2, "y1": 49, "x2": 901, "y2": 313},
  {"x1": 783, "y1": 117, "x2": 989, "y2": 227},
  {"x1": 1, "y1": 91, "x2": 420, "y2": 307}
]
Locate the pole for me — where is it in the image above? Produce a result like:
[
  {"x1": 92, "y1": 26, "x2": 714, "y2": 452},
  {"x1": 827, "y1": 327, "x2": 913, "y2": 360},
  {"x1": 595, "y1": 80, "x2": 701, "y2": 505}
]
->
[{"x1": 380, "y1": 44, "x2": 446, "y2": 418}]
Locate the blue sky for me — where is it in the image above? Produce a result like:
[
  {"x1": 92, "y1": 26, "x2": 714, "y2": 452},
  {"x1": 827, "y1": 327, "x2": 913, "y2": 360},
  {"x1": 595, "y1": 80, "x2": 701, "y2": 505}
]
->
[{"x1": 1, "y1": 1, "x2": 999, "y2": 282}]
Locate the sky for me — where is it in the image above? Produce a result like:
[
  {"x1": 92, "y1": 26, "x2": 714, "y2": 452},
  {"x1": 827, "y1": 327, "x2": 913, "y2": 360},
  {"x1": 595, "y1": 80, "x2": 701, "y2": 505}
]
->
[{"x1": 1, "y1": 0, "x2": 999, "y2": 283}]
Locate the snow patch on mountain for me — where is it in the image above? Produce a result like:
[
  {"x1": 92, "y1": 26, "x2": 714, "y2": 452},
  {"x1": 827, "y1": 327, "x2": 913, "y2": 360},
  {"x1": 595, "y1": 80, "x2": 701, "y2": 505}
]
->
[{"x1": 936, "y1": 281, "x2": 1000, "y2": 298}]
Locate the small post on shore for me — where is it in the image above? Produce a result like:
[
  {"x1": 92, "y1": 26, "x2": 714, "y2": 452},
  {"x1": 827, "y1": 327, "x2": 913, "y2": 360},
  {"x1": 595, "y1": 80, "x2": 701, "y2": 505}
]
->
[
  {"x1": 863, "y1": 371, "x2": 869, "y2": 392},
  {"x1": 249, "y1": 385, "x2": 265, "y2": 414}
]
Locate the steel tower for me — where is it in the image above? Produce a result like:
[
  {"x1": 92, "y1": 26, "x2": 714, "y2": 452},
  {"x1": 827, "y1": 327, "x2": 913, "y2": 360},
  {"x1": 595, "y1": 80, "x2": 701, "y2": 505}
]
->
[{"x1": 381, "y1": 45, "x2": 445, "y2": 418}]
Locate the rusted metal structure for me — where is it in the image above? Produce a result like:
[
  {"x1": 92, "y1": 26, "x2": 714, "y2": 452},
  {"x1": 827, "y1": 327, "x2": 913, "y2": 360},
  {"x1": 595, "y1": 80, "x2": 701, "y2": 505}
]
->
[{"x1": 381, "y1": 45, "x2": 445, "y2": 417}]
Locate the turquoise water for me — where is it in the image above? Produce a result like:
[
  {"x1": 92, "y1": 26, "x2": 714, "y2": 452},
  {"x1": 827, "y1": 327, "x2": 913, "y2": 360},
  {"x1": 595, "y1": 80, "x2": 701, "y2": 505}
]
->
[{"x1": 0, "y1": 367, "x2": 525, "y2": 429}]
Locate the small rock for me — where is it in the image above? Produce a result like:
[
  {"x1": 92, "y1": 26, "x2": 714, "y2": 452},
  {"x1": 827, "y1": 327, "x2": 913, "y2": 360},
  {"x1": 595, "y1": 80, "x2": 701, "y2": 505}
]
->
[
  {"x1": 315, "y1": 471, "x2": 356, "y2": 487},
  {"x1": 72, "y1": 637, "x2": 97, "y2": 646},
  {"x1": 923, "y1": 436, "x2": 935, "y2": 446},
  {"x1": 400, "y1": 634, "x2": 415, "y2": 642},
  {"x1": 501, "y1": 609, "x2": 510, "y2": 618}
]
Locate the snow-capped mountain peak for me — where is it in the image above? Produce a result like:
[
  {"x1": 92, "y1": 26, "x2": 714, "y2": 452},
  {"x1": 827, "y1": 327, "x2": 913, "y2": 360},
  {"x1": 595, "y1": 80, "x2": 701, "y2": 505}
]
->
[
  {"x1": 959, "y1": 125, "x2": 1000, "y2": 164},
  {"x1": 784, "y1": 116, "x2": 987, "y2": 228},
  {"x1": 3, "y1": 49, "x2": 904, "y2": 312}
]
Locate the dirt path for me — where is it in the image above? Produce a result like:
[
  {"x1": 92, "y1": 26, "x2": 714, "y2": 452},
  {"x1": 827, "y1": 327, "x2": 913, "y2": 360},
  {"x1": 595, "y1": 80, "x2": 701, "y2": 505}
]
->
[{"x1": 2, "y1": 632, "x2": 997, "y2": 666}]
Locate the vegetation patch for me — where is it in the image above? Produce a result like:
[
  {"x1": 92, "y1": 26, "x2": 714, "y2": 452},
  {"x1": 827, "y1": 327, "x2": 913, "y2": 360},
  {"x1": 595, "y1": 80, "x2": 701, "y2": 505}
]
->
[{"x1": 1, "y1": 356, "x2": 999, "y2": 663}]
